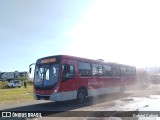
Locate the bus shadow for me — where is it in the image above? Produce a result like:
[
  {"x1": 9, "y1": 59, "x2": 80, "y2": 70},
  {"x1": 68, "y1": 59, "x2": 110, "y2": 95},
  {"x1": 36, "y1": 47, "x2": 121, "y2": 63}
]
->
[{"x1": 1, "y1": 93, "x2": 132, "y2": 117}]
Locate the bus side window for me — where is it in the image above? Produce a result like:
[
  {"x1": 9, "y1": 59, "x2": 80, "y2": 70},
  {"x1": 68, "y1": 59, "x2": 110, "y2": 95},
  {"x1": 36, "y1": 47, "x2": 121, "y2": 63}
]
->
[
  {"x1": 62, "y1": 64, "x2": 75, "y2": 81},
  {"x1": 113, "y1": 66, "x2": 120, "y2": 77},
  {"x1": 127, "y1": 68, "x2": 132, "y2": 76},
  {"x1": 133, "y1": 68, "x2": 136, "y2": 75},
  {"x1": 103, "y1": 65, "x2": 112, "y2": 77},
  {"x1": 120, "y1": 67, "x2": 127, "y2": 76},
  {"x1": 92, "y1": 64, "x2": 103, "y2": 76},
  {"x1": 78, "y1": 62, "x2": 91, "y2": 77}
]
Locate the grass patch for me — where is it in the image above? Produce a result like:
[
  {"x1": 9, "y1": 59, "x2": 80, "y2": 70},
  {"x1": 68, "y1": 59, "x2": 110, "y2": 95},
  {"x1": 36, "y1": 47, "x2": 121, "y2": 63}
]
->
[
  {"x1": 0, "y1": 81, "x2": 8, "y2": 89},
  {"x1": 0, "y1": 83, "x2": 34, "y2": 103}
]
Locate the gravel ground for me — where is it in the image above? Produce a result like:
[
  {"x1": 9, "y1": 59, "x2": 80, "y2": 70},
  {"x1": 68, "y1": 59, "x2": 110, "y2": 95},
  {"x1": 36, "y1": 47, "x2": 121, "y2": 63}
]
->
[{"x1": 1, "y1": 84, "x2": 160, "y2": 120}]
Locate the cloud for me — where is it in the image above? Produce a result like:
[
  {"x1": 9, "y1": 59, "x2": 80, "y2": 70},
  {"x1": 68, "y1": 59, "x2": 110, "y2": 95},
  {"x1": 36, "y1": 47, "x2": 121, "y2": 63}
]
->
[{"x1": 66, "y1": 0, "x2": 160, "y2": 68}]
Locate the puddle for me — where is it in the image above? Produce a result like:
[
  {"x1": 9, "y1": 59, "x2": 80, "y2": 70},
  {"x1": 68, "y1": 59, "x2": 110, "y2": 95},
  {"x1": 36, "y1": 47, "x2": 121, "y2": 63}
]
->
[
  {"x1": 121, "y1": 98, "x2": 134, "y2": 102},
  {"x1": 137, "y1": 95, "x2": 160, "y2": 120},
  {"x1": 78, "y1": 95, "x2": 160, "y2": 118},
  {"x1": 139, "y1": 100, "x2": 160, "y2": 111},
  {"x1": 148, "y1": 95, "x2": 160, "y2": 99},
  {"x1": 144, "y1": 105, "x2": 149, "y2": 107}
]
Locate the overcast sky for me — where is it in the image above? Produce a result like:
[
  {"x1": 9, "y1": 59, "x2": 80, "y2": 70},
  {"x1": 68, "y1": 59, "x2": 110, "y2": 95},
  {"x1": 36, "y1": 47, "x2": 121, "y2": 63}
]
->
[{"x1": 0, "y1": 0, "x2": 160, "y2": 72}]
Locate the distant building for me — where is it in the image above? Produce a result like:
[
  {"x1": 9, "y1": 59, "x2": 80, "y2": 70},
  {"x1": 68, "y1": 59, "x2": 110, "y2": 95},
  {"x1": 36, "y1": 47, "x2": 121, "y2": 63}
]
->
[
  {"x1": 150, "y1": 74, "x2": 160, "y2": 84},
  {"x1": 16, "y1": 71, "x2": 28, "y2": 78},
  {"x1": 0, "y1": 71, "x2": 29, "y2": 81}
]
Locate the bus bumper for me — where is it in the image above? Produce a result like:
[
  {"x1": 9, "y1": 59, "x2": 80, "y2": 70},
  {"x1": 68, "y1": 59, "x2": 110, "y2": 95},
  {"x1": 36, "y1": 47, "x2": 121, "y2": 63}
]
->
[{"x1": 33, "y1": 93, "x2": 62, "y2": 101}]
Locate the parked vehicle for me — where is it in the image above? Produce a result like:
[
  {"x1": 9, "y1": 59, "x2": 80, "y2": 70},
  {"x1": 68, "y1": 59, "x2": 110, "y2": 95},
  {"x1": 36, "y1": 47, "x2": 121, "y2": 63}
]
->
[{"x1": 8, "y1": 80, "x2": 21, "y2": 88}]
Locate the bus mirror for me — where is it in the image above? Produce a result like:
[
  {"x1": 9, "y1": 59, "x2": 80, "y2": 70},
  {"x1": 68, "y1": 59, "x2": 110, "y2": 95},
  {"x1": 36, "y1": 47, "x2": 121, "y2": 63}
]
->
[
  {"x1": 29, "y1": 67, "x2": 32, "y2": 74},
  {"x1": 29, "y1": 63, "x2": 35, "y2": 74}
]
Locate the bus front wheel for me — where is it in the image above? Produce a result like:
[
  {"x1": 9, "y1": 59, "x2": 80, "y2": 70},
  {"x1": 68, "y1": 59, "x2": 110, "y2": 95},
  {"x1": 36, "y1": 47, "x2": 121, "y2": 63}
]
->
[{"x1": 77, "y1": 89, "x2": 87, "y2": 103}]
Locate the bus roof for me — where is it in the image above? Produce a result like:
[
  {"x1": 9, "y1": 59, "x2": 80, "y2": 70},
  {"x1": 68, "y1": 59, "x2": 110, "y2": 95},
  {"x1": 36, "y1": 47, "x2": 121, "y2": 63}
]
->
[{"x1": 36, "y1": 55, "x2": 135, "y2": 68}]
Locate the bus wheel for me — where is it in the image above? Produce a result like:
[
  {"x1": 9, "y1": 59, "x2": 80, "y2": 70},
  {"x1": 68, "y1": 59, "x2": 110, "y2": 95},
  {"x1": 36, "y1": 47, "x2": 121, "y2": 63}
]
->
[{"x1": 77, "y1": 89, "x2": 86, "y2": 103}]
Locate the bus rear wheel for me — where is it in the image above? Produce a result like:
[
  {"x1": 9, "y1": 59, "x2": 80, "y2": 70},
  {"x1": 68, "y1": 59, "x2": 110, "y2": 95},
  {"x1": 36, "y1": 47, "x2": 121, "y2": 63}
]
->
[{"x1": 77, "y1": 89, "x2": 87, "y2": 103}]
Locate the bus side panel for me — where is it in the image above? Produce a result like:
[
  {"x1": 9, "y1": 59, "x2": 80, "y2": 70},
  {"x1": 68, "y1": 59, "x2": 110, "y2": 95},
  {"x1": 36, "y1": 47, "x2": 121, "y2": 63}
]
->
[{"x1": 87, "y1": 77, "x2": 122, "y2": 96}]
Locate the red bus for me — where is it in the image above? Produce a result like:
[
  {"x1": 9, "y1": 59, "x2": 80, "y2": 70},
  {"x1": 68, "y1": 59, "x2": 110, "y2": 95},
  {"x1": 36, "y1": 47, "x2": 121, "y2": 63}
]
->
[{"x1": 29, "y1": 55, "x2": 136, "y2": 103}]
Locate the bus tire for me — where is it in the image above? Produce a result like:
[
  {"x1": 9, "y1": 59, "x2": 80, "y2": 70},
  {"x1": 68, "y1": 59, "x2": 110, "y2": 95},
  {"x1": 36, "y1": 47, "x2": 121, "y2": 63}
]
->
[{"x1": 77, "y1": 89, "x2": 87, "y2": 103}]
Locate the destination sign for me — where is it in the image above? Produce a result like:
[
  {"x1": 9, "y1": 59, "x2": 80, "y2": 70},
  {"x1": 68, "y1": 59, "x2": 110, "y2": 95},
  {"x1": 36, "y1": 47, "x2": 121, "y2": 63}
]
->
[{"x1": 41, "y1": 58, "x2": 56, "y2": 64}]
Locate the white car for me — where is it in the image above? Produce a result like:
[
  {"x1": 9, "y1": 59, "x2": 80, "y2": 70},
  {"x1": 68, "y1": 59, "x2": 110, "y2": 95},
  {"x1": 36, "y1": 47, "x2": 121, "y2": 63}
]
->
[{"x1": 8, "y1": 80, "x2": 21, "y2": 88}]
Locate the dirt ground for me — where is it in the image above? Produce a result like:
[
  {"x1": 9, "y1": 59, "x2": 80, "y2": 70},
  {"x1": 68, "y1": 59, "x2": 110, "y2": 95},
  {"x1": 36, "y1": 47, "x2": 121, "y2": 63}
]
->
[
  {"x1": 1, "y1": 84, "x2": 160, "y2": 120},
  {"x1": 36, "y1": 84, "x2": 160, "y2": 120}
]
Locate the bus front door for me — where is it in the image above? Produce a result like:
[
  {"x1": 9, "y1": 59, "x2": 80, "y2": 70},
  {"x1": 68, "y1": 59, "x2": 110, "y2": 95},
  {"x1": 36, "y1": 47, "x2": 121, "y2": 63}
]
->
[{"x1": 61, "y1": 59, "x2": 77, "y2": 101}]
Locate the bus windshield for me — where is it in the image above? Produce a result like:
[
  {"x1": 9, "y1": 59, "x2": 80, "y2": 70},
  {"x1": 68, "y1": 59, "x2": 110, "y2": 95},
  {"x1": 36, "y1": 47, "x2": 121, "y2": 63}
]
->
[{"x1": 34, "y1": 63, "x2": 59, "y2": 87}]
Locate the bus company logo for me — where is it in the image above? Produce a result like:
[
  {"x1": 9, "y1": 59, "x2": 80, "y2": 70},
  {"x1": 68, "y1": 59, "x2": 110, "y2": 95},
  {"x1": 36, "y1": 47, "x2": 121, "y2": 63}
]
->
[
  {"x1": 88, "y1": 79, "x2": 103, "y2": 86},
  {"x1": 2, "y1": 112, "x2": 11, "y2": 117}
]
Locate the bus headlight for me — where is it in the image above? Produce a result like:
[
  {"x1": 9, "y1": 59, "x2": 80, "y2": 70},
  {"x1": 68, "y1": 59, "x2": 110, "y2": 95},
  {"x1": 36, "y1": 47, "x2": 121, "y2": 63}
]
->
[{"x1": 54, "y1": 86, "x2": 59, "y2": 93}]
